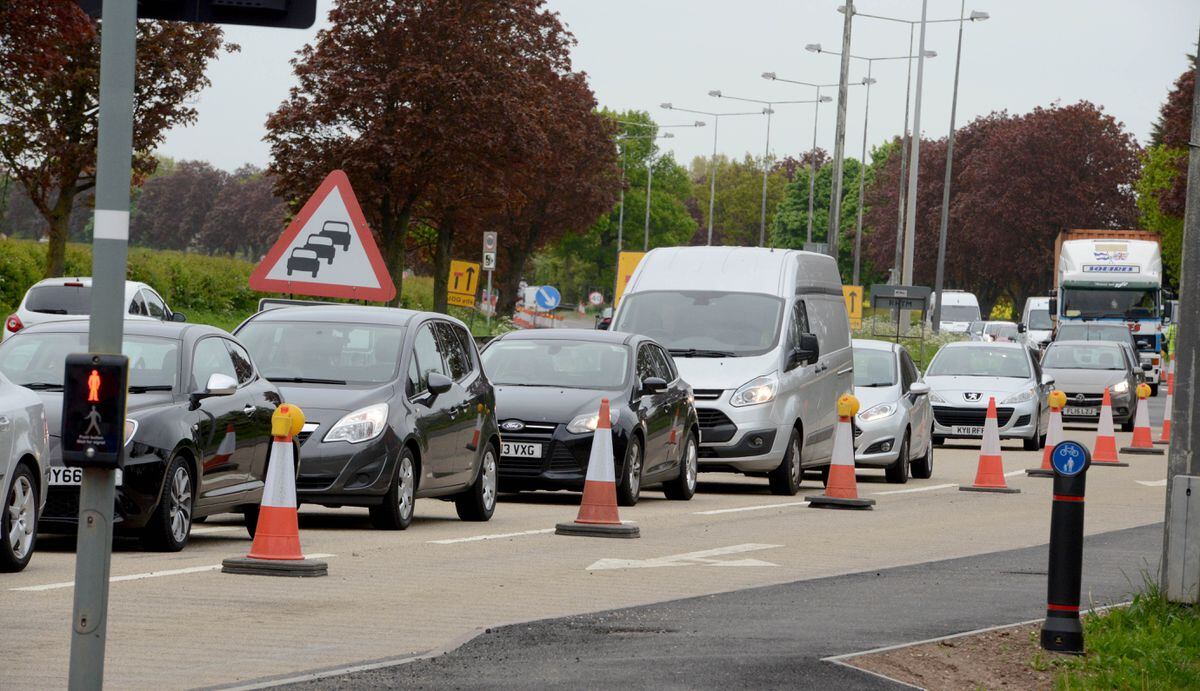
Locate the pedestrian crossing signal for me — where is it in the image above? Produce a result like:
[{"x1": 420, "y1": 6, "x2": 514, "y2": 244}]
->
[{"x1": 61, "y1": 354, "x2": 129, "y2": 468}]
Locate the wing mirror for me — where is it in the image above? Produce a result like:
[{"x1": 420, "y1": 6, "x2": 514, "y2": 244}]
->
[
  {"x1": 1017, "y1": 323, "x2": 1027, "y2": 333},
  {"x1": 171, "y1": 311, "x2": 187, "y2": 322},
  {"x1": 788, "y1": 333, "x2": 820, "y2": 370},
  {"x1": 1048, "y1": 298, "x2": 1057, "y2": 316},
  {"x1": 641, "y1": 377, "x2": 668, "y2": 395},
  {"x1": 909, "y1": 382, "x2": 930, "y2": 396},
  {"x1": 427, "y1": 371, "x2": 453, "y2": 395},
  {"x1": 1142, "y1": 363, "x2": 1153, "y2": 372},
  {"x1": 1041, "y1": 373, "x2": 1055, "y2": 387},
  {"x1": 191, "y1": 372, "x2": 237, "y2": 408}
]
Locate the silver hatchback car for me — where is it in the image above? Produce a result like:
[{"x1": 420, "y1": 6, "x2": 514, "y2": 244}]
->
[
  {"x1": 0, "y1": 372, "x2": 48, "y2": 572},
  {"x1": 852, "y1": 340, "x2": 933, "y2": 483}
]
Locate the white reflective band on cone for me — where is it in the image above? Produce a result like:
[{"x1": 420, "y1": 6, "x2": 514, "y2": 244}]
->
[
  {"x1": 583, "y1": 421, "x2": 616, "y2": 483},
  {"x1": 261, "y1": 440, "x2": 297, "y2": 509}
]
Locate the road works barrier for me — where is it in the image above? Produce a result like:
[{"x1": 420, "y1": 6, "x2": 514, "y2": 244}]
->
[
  {"x1": 555, "y1": 398, "x2": 640, "y2": 538},
  {"x1": 1028, "y1": 390, "x2": 1065, "y2": 478},
  {"x1": 223, "y1": 404, "x2": 329, "y2": 577},
  {"x1": 960, "y1": 397, "x2": 1020, "y2": 493},
  {"x1": 807, "y1": 394, "x2": 875, "y2": 509},
  {"x1": 1120, "y1": 383, "x2": 1164, "y2": 456}
]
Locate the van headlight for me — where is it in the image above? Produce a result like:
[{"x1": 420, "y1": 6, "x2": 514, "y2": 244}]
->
[
  {"x1": 1111, "y1": 380, "x2": 1130, "y2": 395},
  {"x1": 858, "y1": 403, "x2": 897, "y2": 422},
  {"x1": 324, "y1": 403, "x2": 389, "y2": 443},
  {"x1": 567, "y1": 407, "x2": 620, "y2": 434},
  {"x1": 1001, "y1": 389, "x2": 1035, "y2": 405},
  {"x1": 730, "y1": 373, "x2": 779, "y2": 407}
]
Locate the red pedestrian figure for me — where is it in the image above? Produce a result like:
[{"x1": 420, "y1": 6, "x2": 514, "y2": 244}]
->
[{"x1": 87, "y1": 369, "x2": 101, "y2": 402}]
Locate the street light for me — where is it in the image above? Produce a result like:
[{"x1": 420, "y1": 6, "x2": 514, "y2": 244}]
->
[
  {"x1": 709, "y1": 91, "x2": 824, "y2": 246},
  {"x1": 612, "y1": 130, "x2": 672, "y2": 308},
  {"x1": 619, "y1": 119, "x2": 707, "y2": 129},
  {"x1": 628, "y1": 121, "x2": 704, "y2": 252},
  {"x1": 805, "y1": 47, "x2": 937, "y2": 285},
  {"x1": 662, "y1": 103, "x2": 764, "y2": 245}
]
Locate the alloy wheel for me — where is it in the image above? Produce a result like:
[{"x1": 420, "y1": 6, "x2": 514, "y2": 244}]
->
[
  {"x1": 398, "y1": 456, "x2": 415, "y2": 520},
  {"x1": 628, "y1": 443, "x2": 642, "y2": 496},
  {"x1": 7, "y1": 475, "x2": 35, "y2": 560},
  {"x1": 168, "y1": 467, "x2": 192, "y2": 544},
  {"x1": 481, "y1": 449, "x2": 497, "y2": 511},
  {"x1": 684, "y1": 438, "x2": 698, "y2": 492}
]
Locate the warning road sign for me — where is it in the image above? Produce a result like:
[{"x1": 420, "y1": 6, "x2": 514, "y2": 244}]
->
[
  {"x1": 843, "y1": 285, "x2": 864, "y2": 329},
  {"x1": 249, "y1": 170, "x2": 396, "y2": 302},
  {"x1": 449, "y1": 260, "x2": 480, "y2": 308}
]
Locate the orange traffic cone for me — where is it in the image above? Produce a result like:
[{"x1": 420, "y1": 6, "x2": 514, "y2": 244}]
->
[
  {"x1": 556, "y1": 399, "x2": 640, "y2": 538},
  {"x1": 1028, "y1": 391, "x2": 1065, "y2": 477},
  {"x1": 960, "y1": 397, "x2": 1020, "y2": 493},
  {"x1": 807, "y1": 394, "x2": 875, "y2": 509},
  {"x1": 466, "y1": 403, "x2": 484, "y2": 452},
  {"x1": 1121, "y1": 383, "x2": 1164, "y2": 456},
  {"x1": 1156, "y1": 361, "x2": 1173, "y2": 445},
  {"x1": 1091, "y1": 387, "x2": 1127, "y2": 467},
  {"x1": 223, "y1": 404, "x2": 328, "y2": 576}
]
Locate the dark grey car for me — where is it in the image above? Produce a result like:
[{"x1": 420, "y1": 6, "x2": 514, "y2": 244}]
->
[{"x1": 1040, "y1": 340, "x2": 1139, "y2": 431}]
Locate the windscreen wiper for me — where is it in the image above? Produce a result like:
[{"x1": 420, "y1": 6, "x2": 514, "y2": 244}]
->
[
  {"x1": 268, "y1": 376, "x2": 348, "y2": 385},
  {"x1": 669, "y1": 348, "x2": 736, "y2": 358},
  {"x1": 128, "y1": 385, "x2": 173, "y2": 393},
  {"x1": 20, "y1": 382, "x2": 63, "y2": 390}
]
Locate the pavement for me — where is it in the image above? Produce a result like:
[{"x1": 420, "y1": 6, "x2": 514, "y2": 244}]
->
[{"x1": 1, "y1": 395, "x2": 1169, "y2": 689}]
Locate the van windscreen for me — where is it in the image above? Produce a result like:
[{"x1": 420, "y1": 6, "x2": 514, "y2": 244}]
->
[{"x1": 613, "y1": 291, "x2": 784, "y2": 357}]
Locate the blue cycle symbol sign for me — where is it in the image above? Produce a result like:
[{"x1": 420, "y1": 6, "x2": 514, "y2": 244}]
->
[
  {"x1": 1051, "y1": 441, "x2": 1088, "y2": 477},
  {"x1": 535, "y1": 285, "x2": 561, "y2": 311}
]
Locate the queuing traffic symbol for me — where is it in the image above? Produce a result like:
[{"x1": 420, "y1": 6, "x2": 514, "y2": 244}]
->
[
  {"x1": 61, "y1": 353, "x2": 129, "y2": 468},
  {"x1": 249, "y1": 170, "x2": 396, "y2": 302},
  {"x1": 448, "y1": 260, "x2": 481, "y2": 308},
  {"x1": 534, "y1": 285, "x2": 561, "y2": 311},
  {"x1": 843, "y1": 285, "x2": 863, "y2": 329}
]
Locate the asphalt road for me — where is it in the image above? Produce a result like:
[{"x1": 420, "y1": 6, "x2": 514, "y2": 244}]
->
[{"x1": 293, "y1": 523, "x2": 1161, "y2": 690}]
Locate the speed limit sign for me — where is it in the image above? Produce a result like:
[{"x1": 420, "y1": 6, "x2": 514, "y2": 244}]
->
[
  {"x1": 482, "y1": 231, "x2": 497, "y2": 270},
  {"x1": 588, "y1": 291, "x2": 604, "y2": 306}
]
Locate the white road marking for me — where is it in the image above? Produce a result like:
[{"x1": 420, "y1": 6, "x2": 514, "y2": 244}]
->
[
  {"x1": 11, "y1": 553, "x2": 336, "y2": 592},
  {"x1": 1137, "y1": 479, "x2": 1167, "y2": 487},
  {"x1": 874, "y1": 483, "x2": 956, "y2": 496},
  {"x1": 692, "y1": 501, "x2": 809, "y2": 515},
  {"x1": 587, "y1": 543, "x2": 782, "y2": 571},
  {"x1": 427, "y1": 528, "x2": 554, "y2": 545},
  {"x1": 191, "y1": 526, "x2": 242, "y2": 536}
]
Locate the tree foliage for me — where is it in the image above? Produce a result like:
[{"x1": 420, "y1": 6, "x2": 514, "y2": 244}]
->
[
  {"x1": 1138, "y1": 57, "x2": 1194, "y2": 288},
  {"x1": 0, "y1": 0, "x2": 229, "y2": 276},
  {"x1": 688, "y1": 153, "x2": 786, "y2": 246}
]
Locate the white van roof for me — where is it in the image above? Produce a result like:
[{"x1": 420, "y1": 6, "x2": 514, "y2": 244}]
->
[
  {"x1": 625, "y1": 246, "x2": 842, "y2": 297},
  {"x1": 935, "y1": 290, "x2": 979, "y2": 306}
]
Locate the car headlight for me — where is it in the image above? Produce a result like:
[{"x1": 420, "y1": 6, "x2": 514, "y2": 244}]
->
[
  {"x1": 124, "y1": 419, "x2": 138, "y2": 448},
  {"x1": 730, "y1": 373, "x2": 779, "y2": 407},
  {"x1": 858, "y1": 402, "x2": 897, "y2": 422},
  {"x1": 929, "y1": 391, "x2": 947, "y2": 404},
  {"x1": 1111, "y1": 380, "x2": 1130, "y2": 395},
  {"x1": 323, "y1": 403, "x2": 389, "y2": 444},
  {"x1": 567, "y1": 407, "x2": 621, "y2": 434},
  {"x1": 1001, "y1": 388, "x2": 1035, "y2": 405}
]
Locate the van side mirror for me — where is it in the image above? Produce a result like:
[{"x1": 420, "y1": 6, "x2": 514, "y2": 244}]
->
[
  {"x1": 1048, "y1": 298, "x2": 1057, "y2": 316},
  {"x1": 641, "y1": 377, "x2": 668, "y2": 395},
  {"x1": 1017, "y1": 323, "x2": 1027, "y2": 334},
  {"x1": 788, "y1": 333, "x2": 819, "y2": 370},
  {"x1": 427, "y1": 371, "x2": 453, "y2": 395}
]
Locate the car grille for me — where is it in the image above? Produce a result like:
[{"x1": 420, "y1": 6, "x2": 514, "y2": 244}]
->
[
  {"x1": 498, "y1": 455, "x2": 546, "y2": 475},
  {"x1": 696, "y1": 407, "x2": 737, "y2": 443},
  {"x1": 933, "y1": 406, "x2": 1015, "y2": 427},
  {"x1": 1062, "y1": 392, "x2": 1104, "y2": 406},
  {"x1": 692, "y1": 389, "x2": 724, "y2": 401}
]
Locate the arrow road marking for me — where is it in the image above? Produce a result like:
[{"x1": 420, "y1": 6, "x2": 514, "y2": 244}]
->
[
  {"x1": 586, "y1": 543, "x2": 782, "y2": 571},
  {"x1": 1137, "y1": 479, "x2": 1167, "y2": 487}
]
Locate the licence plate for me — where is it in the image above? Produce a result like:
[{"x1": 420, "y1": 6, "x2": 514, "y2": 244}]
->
[
  {"x1": 49, "y1": 467, "x2": 122, "y2": 486},
  {"x1": 501, "y1": 442, "x2": 542, "y2": 459},
  {"x1": 1064, "y1": 406, "x2": 1098, "y2": 417},
  {"x1": 952, "y1": 425, "x2": 984, "y2": 437}
]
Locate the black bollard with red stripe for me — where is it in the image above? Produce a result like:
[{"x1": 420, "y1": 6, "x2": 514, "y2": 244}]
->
[{"x1": 1041, "y1": 440, "x2": 1091, "y2": 654}]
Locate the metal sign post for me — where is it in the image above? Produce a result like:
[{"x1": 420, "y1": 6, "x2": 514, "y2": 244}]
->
[
  {"x1": 1041, "y1": 440, "x2": 1091, "y2": 655},
  {"x1": 70, "y1": 0, "x2": 136, "y2": 686},
  {"x1": 482, "y1": 232, "x2": 497, "y2": 328}
]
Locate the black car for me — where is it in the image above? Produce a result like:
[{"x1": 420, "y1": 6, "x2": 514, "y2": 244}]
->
[
  {"x1": 480, "y1": 329, "x2": 699, "y2": 505},
  {"x1": 236, "y1": 305, "x2": 499, "y2": 530},
  {"x1": 0, "y1": 320, "x2": 283, "y2": 551}
]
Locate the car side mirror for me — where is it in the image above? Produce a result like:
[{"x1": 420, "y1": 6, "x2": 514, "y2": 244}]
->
[
  {"x1": 1041, "y1": 373, "x2": 1055, "y2": 387},
  {"x1": 171, "y1": 312, "x2": 186, "y2": 323},
  {"x1": 788, "y1": 333, "x2": 820, "y2": 370},
  {"x1": 909, "y1": 382, "x2": 930, "y2": 396},
  {"x1": 427, "y1": 371, "x2": 453, "y2": 395},
  {"x1": 191, "y1": 372, "x2": 237, "y2": 408},
  {"x1": 641, "y1": 376, "x2": 668, "y2": 395},
  {"x1": 1017, "y1": 323, "x2": 1027, "y2": 333},
  {"x1": 596, "y1": 320, "x2": 609, "y2": 331}
]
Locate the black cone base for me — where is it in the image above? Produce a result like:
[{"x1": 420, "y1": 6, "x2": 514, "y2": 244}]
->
[
  {"x1": 806, "y1": 494, "x2": 875, "y2": 509},
  {"x1": 1091, "y1": 460, "x2": 1130, "y2": 467},
  {"x1": 1120, "y1": 446, "x2": 1164, "y2": 455},
  {"x1": 555, "y1": 521, "x2": 640, "y2": 538},
  {"x1": 959, "y1": 485, "x2": 1021, "y2": 493},
  {"x1": 1026, "y1": 468, "x2": 1055, "y2": 478},
  {"x1": 1153, "y1": 440, "x2": 1169, "y2": 446},
  {"x1": 221, "y1": 556, "x2": 328, "y2": 577}
]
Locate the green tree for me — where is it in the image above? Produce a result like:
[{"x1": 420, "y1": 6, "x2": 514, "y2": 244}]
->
[
  {"x1": 689, "y1": 154, "x2": 786, "y2": 246},
  {"x1": 1136, "y1": 145, "x2": 1186, "y2": 286}
]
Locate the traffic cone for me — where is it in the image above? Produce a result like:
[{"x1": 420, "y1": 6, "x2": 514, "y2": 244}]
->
[
  {"x1": 1028, "y1": 391, "x2": 1065, "y2": 477},
  {"x1": 1121, "y1": 383, "x2": 1164, "y2": 455},
  {"x1": 556, "y1": 399, "x2": 640, "y2": 538},
  {"x1": 1091, "y1": 387, "x2": 1127, "y2": 467},
  {"x1": 205, "y1": 424, "x2": 237, "y2": 471},
  {"x1": 1156, "y1": 365, "x2": 1173, "y2": 445},
  {"x1": 807, "y1": 394, "x2": 875, "y2": 509},
  {"x1": 466, "y1": 403, "x2": 484, "y2": 452},
  {"x1": 223, "y1": 404, "x2": 328, "y2": 576},
  {"x1": 960, "y1": 397, "x2": 1020, "y2": 493}
]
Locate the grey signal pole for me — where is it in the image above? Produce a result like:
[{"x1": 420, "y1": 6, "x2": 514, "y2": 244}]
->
[
  {"x1": 826, "y1": 0, "x2": 855, "y2": 261},
  {"x1": 70, "y1": 0, "x2": 135, "y2": 686},
  {"x1": 759, "y1": 106, "x2": 774, "y2": 246},
  {"x1": 1162, "y1": 27, "x2": 1200, "y2": 595},
  {"x1": 901, "y1": 0, "x2": 930, "y2": 298},
  {"x1": 643, "y1": 157, "x2": 655, "y2": 251},
  {"x1": 894, "y1": 23, "x2": 916, "y2": 282},
  {"x1": 932, "y1": 1, "x2": 967, "y2": 333},
  {"x1": 853, "y1": 71, "x2": 877, "y2": 286}
]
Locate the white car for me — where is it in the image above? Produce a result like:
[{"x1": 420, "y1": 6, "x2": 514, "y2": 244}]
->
[
  {"x1": 0, "y1": 373, "x2": 48, "y2": 572},
  {"x1": 4, "y1": 278, "x2": 184, "y2": 341}
]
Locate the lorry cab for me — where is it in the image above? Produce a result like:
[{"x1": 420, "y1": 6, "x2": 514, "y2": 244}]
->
[
  {"x1": 611, "y1": 246, "x2": 852, "y2": 496},
  {"x1": 930, "y1": 290, "x2": 982, "y2": 333}
]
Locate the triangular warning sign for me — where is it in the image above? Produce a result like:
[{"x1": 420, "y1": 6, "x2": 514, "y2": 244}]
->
[{"x1": 249, "y1": 170, "x2": 396, "y2": 302}]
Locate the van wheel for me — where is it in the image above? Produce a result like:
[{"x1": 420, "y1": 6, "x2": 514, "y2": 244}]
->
[
  {"x1": 663, "y1": 432, "x2": 698, "y2": 500},
  {"x1": 371, "y1": 450, "x2": 416, "y2": 530},
  {"x1": 885, "y1": 434, "x2": 910, "y2": 484},
  {"x1": 768, "y1": 429, "x2": 802, "y2": 496},
  {"x1": 616, "y1": 436, "x2": 643, "y2": 507}
]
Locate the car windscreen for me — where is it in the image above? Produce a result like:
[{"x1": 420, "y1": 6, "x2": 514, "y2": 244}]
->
[
  {"x1": 853, "y1": 349, "x2": 896, "y2": 387},
  {"x1": 1062, "y1": 288, "x2": 1157, "y2": 319},
  {"x1": 1027, "y1": 309, "x2": 1052, "y2": 330},
  {"x1": 23, "y1": 285, "x2": 91, "y2": 315},
  {"x1": 1043, "y1": 344, "x2": 1125, "y2": 370},
  {"x1": 481, "y1": 339, "x2": 629, "y2": 389},
  {"x1": 926, "y1": 346, "x2": 1030, "y2": 379},
  {"x1": 0, "y1": 332, "x2": 179, "y2": 390},
  {"x1": 939, "y1": 305, "x2": 981, "y2": 322},
  {"x1": 237, "y1": 320, "x2": 405, "y2": 385},
  {"x1": 612, "y1": 291, "x2": 783, "y2": 357}
]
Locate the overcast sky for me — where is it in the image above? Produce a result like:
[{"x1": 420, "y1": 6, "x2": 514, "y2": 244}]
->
[{"x1": 158, "y1": 0, "x2": 1200, "y2": 172}]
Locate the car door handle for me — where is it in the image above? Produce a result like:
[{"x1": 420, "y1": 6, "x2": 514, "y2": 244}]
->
[
  {"x1": 814, "y1": 363, "x2": 828, "y2": 373},
  {"x1": 243, "y1": 405, "x2": 256, "y2": 416}
]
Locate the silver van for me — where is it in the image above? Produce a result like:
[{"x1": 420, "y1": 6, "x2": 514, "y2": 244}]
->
[{"x1": 612, "y1": 247, "x2": 852, "y2": 495}]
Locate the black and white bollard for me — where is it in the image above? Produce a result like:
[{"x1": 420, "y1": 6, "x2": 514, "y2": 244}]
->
[{"x1": 1041, "y1": 440, "x2": 1091, "y2": 655}]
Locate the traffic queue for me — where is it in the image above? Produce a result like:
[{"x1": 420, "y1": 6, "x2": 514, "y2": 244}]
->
[{"x1": 0, "y1": 241, "x2": 1174, "y2": 572}]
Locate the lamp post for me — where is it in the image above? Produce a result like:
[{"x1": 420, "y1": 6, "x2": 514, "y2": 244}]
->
[
  {"x1": 662, "y1": 103, "x2": 759, "y2": 246},
  {"x1": 613, "y1": 131, "x2": 672, "y2": 303},
  {"x1": 805, "y1": 47, "x2": 937, "y2": 285},
  {"x1": 621, "y1": 121, "x2": 704, "y2": 252}
]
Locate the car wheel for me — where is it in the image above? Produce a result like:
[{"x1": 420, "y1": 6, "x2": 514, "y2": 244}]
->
[
  {"x1": 0, "y1": 465, "x2": 38, "y2": 572},
  {"x1": 142, "y1": 456, "x2": 194, "y2": 552},
  {"x1": 616, "y1": 435, "x2": 644, "y2": 507},
  {"x1": 1150, "y1": 383, "x2": 1159, "y2": 397},
  {"x1": 885, "y1": 433, "x2": 910, "y2": 484},
  {"x1": 663, "y1": 431, "x2": 698, "y2": 501},
  {"x1": 768, "y1": 428, "x2": 803, "y2": 496},
  {"x1": 371, "y1": 449, "x2": 416, "y2": 530},
  {"x1": 455, "y1": 444, "x2": 497, "y2": 521},
  {"x1": 911, "y1": 430, "x2": 934, "y2": 479}
]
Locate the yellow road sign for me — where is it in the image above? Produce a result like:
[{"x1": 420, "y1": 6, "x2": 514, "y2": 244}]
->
[
  {"x1": 449, "y1": 260, "x2": 480, "y2": 306},
  {"x1": 615, "y1": 251, "x2": 646, "y2": 307},
  {"x1": 843, "y1": 285, "x2": 864, "y2": 329}
]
